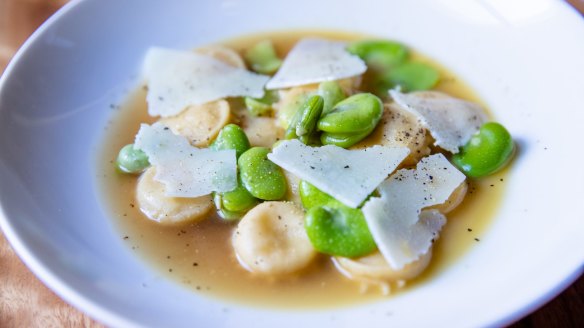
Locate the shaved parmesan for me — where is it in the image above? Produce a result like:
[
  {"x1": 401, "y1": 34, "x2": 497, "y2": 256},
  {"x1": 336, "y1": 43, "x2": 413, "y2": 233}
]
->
[
  {"x1": 267, "y1": 139, "x2": 409, "y2": 208},
  {"x1": 389, "y1": 90, "x2": 487, "y2": 153},
  {"x1": 362, "y1": 154, "x2": 465, "y2": 269},
  {"x1": 266, "y1": 38, "x2": 367, "y2": 90},
  {"x1": 143, "y1": 47, "x2": 270, "y2": 117},
  {"x1": 134, "y1": 123, "x2": 236, "y2": 197}
]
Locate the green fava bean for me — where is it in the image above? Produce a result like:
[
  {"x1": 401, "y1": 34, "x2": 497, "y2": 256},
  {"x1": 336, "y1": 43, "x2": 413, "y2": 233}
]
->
[
  {"x1": 213, "y1": 193, "x2": 246, "y2": 221},
  {"x1": 347, "y1": 40, "x2": 409, "y2": 68},
  {"x1": 279, "y1": 92, "x2": 313, "y2": 130},
  {"x1": 285, "y1": 95, "x2": 323, "y2": 140},
  {"x1": 284, "y1": 108, "x2": 301, "y2": 140},
  {"x1": 213, "y1": 176, "x2": 258, "y2": 221},
  {"x1": 217, "y1": 208, "x2": 242, "y2": 221},
  {"x1": 298, "y1": 133, "x2": 322, "y2": 146},
  {"x1": 299, "y1": 180, "x2": 336, "y2": 209},
  {"x1": 220, "y1": 180, "x2": 258, "y2": 213},
  {"x1": 210, "y1": 124, "x2": 251, "y2": 158},
  {"x1": 320, "y1": 128, "x2": 374, "y2": 148},
  {"x1": 244, "y1": 40, "x2": 282, "y2": 74},
  {"x1": 318, "y1": 81, "x2": 346, "y2": 115},
  {"x1": 384, "y1": 62, "x2": 440, "y2": 92},
  {"x1": 238, "y1": 147, "x2": 287, "y2": 200},
  {"x1": 244, "y1": 90, "x2": 279, "y2": 116},
  {"x1": 116, "y1": 144, "x2": 150, "y2": 174},
  {"x1": 305, "y1": 204, "x2": 376, "y2": 258},
  {"x1": 452, "y1": 122, "x2": 514, "y2": 178},
  {"x1": 244, "y1": 98, "x2": 271, "y2": 116},
  {"x1": 300, "y1": 181, "x2": 376, "y2": 257},
  {"x1": 317, "y1": 93, "x2": 383, "y2": 134},
  {"x1": 296, "y1": 95, "x2": 324, "y2": 137}
]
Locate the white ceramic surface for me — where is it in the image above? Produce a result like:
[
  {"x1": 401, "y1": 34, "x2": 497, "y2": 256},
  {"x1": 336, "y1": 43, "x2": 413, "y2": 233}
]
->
[{"x1": 0, "y1": 0, "x2": 583, "y2": 327}]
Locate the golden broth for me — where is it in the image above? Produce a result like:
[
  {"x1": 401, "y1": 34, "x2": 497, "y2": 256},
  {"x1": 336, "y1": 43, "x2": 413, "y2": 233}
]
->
[{"x1": 96, "y1": 31, "x2": 507, "y2": 308}]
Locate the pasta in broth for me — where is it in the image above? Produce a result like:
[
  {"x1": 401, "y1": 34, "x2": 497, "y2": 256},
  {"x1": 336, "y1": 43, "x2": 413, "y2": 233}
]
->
[{"x1": 97, "y1": 31, "x2": 512, "y2": 308}]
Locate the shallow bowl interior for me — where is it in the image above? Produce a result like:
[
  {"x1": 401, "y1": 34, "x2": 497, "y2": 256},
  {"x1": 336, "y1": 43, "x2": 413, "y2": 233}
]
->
[{"x1": 0, "y1": 0, "x2": 583, "y2": 327}]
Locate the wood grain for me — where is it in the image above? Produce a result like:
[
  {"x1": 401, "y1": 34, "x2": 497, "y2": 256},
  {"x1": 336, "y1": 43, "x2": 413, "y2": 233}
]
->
[{"x1": 0, "y1": 1, "x2": 582, "y2": 327}]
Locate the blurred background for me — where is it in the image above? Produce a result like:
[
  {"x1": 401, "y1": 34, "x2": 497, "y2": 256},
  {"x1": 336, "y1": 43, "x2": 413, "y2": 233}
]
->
[{"x1": 0, "y1": 0, "x2": 582, "y2": 327}]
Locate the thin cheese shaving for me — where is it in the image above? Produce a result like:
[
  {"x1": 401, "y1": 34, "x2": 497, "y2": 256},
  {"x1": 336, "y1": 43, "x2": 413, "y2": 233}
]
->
[
  {"x1": 362, "y1": 154, "x2": 465, "y2": 269},
  {"x1": 143, "y1": 47, "x2": 270, "y2": 117},
  {"x1": 134, "y1": 122, "x2": 237, "y2": 197},
  {"x1": 267, "y1": 139, "x2": 409, "y2": 208},
  {"x1": 265, "y1": 38, "x2": 367, "y2": 90},
  {"x1": 389, "y1": 90, "x2": 487, "y2": 153}
]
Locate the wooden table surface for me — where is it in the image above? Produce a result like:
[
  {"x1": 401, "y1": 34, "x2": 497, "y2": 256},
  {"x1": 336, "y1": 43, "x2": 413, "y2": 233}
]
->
[{"x1": 0, "y1": 0, "x2": 582, "y2": 327}]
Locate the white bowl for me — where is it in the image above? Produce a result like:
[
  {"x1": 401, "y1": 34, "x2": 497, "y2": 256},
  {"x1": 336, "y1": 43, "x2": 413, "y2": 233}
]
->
[{"x1": 1, "y1": 0, "x2": 583, "y2": 327}]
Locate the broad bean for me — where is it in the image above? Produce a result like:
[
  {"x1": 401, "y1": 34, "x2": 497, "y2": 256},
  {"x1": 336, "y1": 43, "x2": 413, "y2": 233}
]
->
[
  {"x1": 318, "y1": 93, "x2": 382, "y2": 148},
  {"x1": 244, "y1": 90, "x2": 279, "y2": 116},
  {"x1": 220, "y1": 181, "x2": 258, "y2": 213},
  {"x1": 238, "y1": 147, "x2": 287, "y2": 200},
  {"x1": 213, "y1": 193, "x2": 242, "y2": 220},
  {"x1": 347, "y1": 40, "x2": 439, "y2": 95},
  {"x1": 320, "y1": 128, "x2": 374, "y2": 149},
  {"x1": 300, "y1": 181, "x2": 376, "y2": 257},
  {"x1": 347, "y1": 40, "x2": 409, "y2": 68},
  {"x1": 318, "y1": 93, "x2": 382, "y2": 134},
  {"x1": 298, "y1": 133, "x2": 322, "y2": 146},
  {"x1": 452, "y1": 122, "x2": 514, "y2": 178},
  {"x1": 285, "y1": 95, "x2": 323, "y2": 142},
  {"x1": 116, "y1": 144, "x2": 150, "y2": 174},
  {"x1": 214, "y1": 178, "x2": 258, "y2": 220},
  {"x1": 277, "y1": 87, "x2": 315, "y2": 130},
  {"x1": 284, "y1": 107, "x2": 302, "y2": 140},
  {"x1": 318, "y1": 81, "x2": 346, "y2": 115},
  {"x1": 210, "y1": 124, "x2": 251, "y2": 159},
  {"x1": 244, "y1": 40, "x2": 282, "y2": 74},
  {"x1": 296, "y1": 95, "x2": 324, "y2": 137},
  {"x1": 383, "y1": 62, "x2": 439, "y2": 92},
  {"x1": 299, "y1": 180, "x2": 336, "y2": 209}
]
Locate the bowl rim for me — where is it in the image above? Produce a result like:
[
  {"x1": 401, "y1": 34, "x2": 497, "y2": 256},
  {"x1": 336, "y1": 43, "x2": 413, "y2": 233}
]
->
[
  {"x1": 0, "y1": 1, "x2": 141, "y2": 326},
  {"x1": 0, "y1": 0, "x2": 583, "y2": 327}
]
